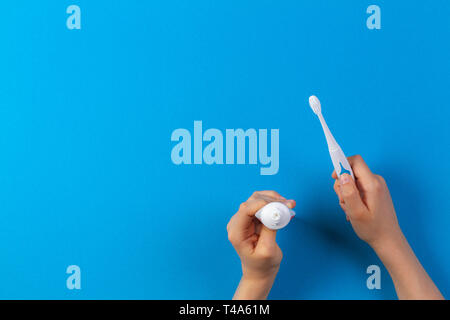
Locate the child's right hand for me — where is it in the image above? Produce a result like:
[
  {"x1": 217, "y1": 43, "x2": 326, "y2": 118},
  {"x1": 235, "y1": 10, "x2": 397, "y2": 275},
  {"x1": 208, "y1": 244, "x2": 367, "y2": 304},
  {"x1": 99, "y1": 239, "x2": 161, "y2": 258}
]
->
[{"x1": 332, "y1": 155, "x2": 403, "y2": 250}]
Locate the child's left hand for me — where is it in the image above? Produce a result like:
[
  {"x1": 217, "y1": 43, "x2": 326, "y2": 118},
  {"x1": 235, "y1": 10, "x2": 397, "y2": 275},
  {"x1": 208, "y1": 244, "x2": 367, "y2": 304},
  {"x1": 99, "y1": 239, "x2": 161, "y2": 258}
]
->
[{"x1": 227, "y1": 191, "x2": 296, "y2": 299}]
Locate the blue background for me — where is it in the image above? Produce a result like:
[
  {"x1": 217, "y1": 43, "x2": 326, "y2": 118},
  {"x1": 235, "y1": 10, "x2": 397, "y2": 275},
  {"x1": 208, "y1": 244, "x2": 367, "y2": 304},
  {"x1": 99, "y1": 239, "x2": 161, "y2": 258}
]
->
[{"x1": 0, "y1": 1, "x2": 449, "y2": 299}]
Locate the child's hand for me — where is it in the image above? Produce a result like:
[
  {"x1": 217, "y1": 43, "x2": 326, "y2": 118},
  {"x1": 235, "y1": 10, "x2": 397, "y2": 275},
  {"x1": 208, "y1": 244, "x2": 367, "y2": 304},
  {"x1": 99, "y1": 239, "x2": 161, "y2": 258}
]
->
[
  {"x1": 332, "y1": 155, "x2": 443, "y2": 299},
  {"x1": 332, "y1": 155, "x2": 402, "y2": 250},
  {"x1": 227, "y1": 191, "x2": 295, "y2": 299}
]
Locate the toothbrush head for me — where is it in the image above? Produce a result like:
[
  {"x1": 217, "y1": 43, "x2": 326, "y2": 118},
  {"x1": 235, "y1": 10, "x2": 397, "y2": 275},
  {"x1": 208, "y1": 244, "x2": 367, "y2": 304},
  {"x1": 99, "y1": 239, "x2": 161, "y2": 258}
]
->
[{"x1": 309, "y1": 95, "x2": 321, "y2": 115}]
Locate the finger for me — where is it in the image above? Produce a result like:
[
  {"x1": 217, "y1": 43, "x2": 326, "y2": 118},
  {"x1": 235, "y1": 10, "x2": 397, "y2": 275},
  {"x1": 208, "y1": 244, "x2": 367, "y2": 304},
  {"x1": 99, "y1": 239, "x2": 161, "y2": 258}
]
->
[
  {"x1": 246, "y1": 234, "x2": 259, "y2": 249},
  {"x1": 250, "y1": 191, "x2": 285, "y2": 203},
  {"x1": 255, "y1": 220, "x2": 263, "y2": 235},
  {"x1": 284, "y1": 199, "x2": 296, "y2": 209},
  {"x1": 250, "y1": 191, "x2": 295, "y2": 209},
  {"x1": 232, "y1": 199, "x2": 270, "y2": 235},
  {"x1": 339, "y1": 173, "x2": 368, "y2": 219},
  {"x1": 256, "y1": 225, "x2": 278, "y2": 250},
  {"x1": 256, "y1": 194, "x2": 285, "y2": 204},
  {"x1": 348, "y1": 155, "x2": 384, "y2": 196},
  {"x1": 334, "y1": 179, "x2": 349, "y2": 220},
  {"x1": 333, "y1": 179, "x2": 342, "y2": 202},
  {"x1": 238, "y1": 199, "x2": 270, "y2": 218},
  {"x1": 347, "y1": 155, "x2": 377, "y2": 187},
  {"x1": 253, "y1": 190, "x2": 284, "y2": 199},
  {"x1": 331, "y1": 170, "x2": 338, "y2": 180},
  {"x1": 228, "y1": 199, "x2": 269, "y2": 245}
]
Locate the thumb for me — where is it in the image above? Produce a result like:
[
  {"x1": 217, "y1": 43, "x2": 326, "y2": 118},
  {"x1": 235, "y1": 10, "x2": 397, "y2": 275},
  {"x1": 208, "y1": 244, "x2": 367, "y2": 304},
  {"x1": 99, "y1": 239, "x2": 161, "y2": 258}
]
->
[
  {"x1": 256, "y1": 226, "x2": 278, "y2": 250},
  {"x1": 339, "y1": 174, "x2": 368, "y2": 219}
]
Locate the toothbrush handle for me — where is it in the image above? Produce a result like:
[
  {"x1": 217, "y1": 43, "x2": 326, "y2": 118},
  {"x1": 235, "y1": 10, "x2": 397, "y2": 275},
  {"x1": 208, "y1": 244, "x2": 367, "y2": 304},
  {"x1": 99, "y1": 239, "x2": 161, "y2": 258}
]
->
[{"x1": 330, "y1": 147, "x2": 354, "y2": 179}]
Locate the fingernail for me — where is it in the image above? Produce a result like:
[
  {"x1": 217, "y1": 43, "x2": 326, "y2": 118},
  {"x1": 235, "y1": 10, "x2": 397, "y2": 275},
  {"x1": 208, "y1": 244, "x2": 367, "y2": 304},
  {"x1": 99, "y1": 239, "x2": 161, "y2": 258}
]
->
[{"x1": 340, "y1": 174, "x2": 350, "y2": 185}]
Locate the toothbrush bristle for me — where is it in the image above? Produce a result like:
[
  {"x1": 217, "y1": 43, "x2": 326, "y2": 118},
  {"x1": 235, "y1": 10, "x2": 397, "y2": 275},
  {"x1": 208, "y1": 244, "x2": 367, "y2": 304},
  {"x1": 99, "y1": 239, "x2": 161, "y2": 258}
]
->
[{"x1": 308, "y1": 95, "x2": 321, "y2": 115}]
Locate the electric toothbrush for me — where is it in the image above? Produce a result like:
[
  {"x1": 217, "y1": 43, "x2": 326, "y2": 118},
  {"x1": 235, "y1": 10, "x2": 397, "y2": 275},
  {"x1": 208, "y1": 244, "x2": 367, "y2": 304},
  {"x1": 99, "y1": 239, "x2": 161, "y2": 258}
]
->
[
  {"x1": 308, "y1": 95, "x2": 354, "y2": 179},
  {"x1": 255, "y1": 202, "x2": 295, "y2": 230}
]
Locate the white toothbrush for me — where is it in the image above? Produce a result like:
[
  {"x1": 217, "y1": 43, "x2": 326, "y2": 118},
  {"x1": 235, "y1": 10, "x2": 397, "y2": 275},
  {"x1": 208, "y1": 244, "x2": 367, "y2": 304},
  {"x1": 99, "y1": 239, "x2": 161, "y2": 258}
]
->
[{"x1": 308, "y1": 95, "x2": 354, "y2": 179}]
